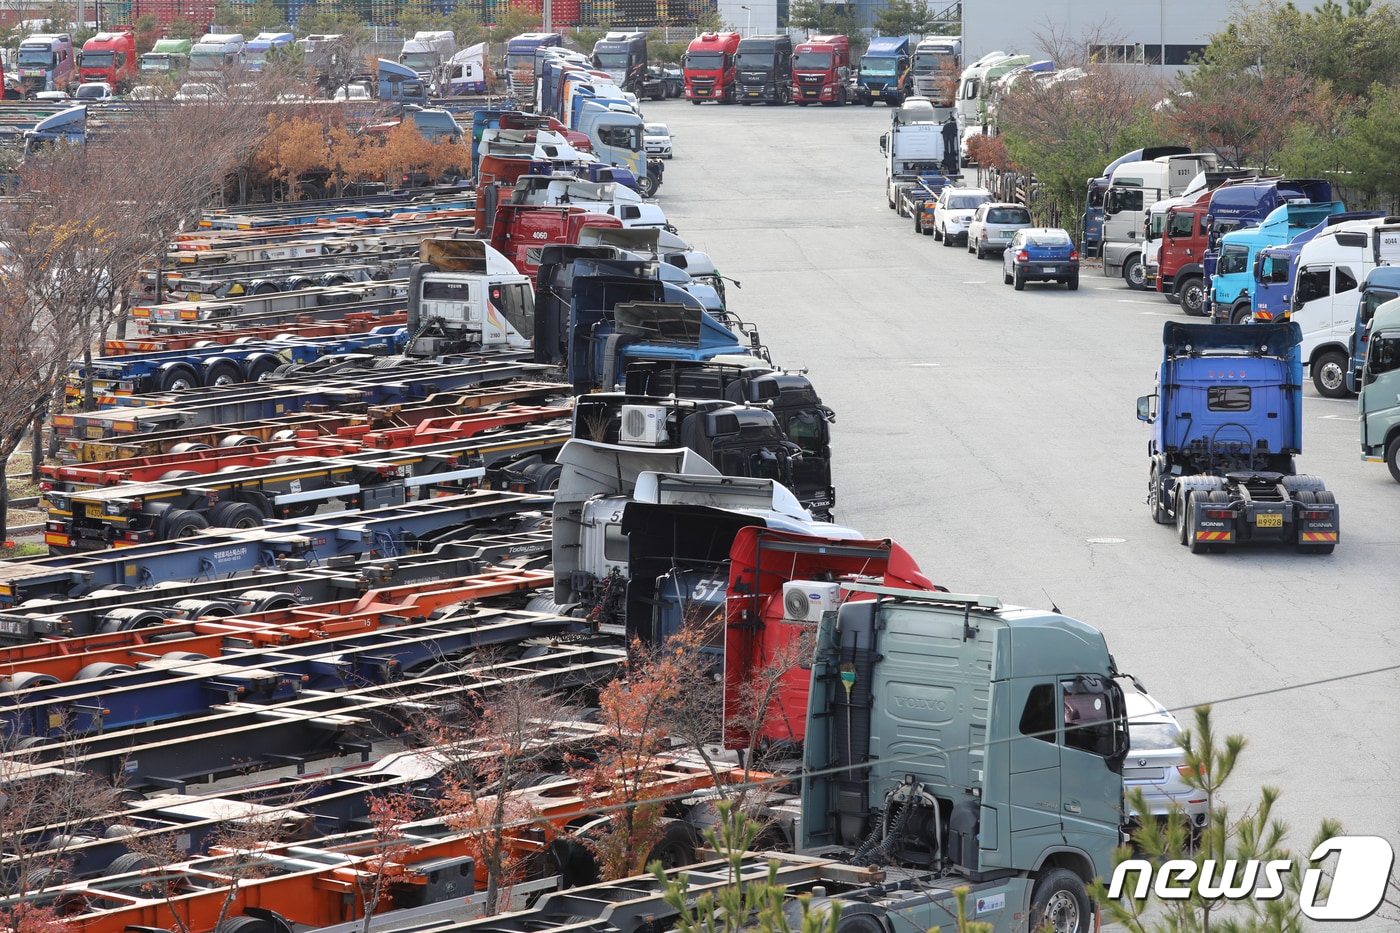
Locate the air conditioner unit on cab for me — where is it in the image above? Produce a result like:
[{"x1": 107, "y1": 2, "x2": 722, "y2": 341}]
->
[
  {"x1": 782, "y1": 581, "x2": 843, "y2": 623},
  {"x1": 619, "y1": 404, "x2": 669, "y2": 446}
]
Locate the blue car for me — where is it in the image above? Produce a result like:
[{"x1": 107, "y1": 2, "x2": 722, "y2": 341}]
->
[{"x1": 1002, "y1": 227, "x2": 1080, "y2": 291}]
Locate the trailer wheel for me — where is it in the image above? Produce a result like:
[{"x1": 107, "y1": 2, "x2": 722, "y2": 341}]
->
[
  {"x1": 162, "y1": 509, "x2": 210, "y2": 540},
  {"x1": 214, "y1": 917, "x2": 276, "y2": 933},
  {"x1": 645, "y1": 820, "x2": 698, "y2": 871},
  {"x1": 1030, "y1": 868, "x2": 1091, "y2": 933},
  {"x1": 1148, "y1": 467, "x2": 1170, "y2": 524},
  {"x1": 246, "y1": 356, "x2": 279, "y2": 382},
  {"x1": 160, "y1": 365, "x2": 199, "y2": 392},
  {"x1": 1311, "y1": 349, "x2": 1349, "y2": 398},
  {"x1": 207, "y1": 501, "x2": 264, "y2": 530}
]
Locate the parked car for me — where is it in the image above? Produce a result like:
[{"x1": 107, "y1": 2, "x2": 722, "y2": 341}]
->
[
  {"x1": 173, "y1": 82, "x2": 221, "y2": 101},
  {"x1": 933, "y1": 186, "x2": 992, "y2": 247},
  {"x1": 1121, "y1": 681, "x2": 1209, "y2": 831},
  {"x1": 73, "y1": 81, "x2": 115, "y2": 100},
  {"x1": 967, "y1": 202, "x2": 1032, "y2": 259},
  {"x1": 33, "y1": 90, "x2": 70, "y2": 101},
  {"x1": 1002, "y1": 227, "x2": 1080, "y2": 290},
  {"x1": 643, "y1": 122, "x2": 673, "y2": 159}
]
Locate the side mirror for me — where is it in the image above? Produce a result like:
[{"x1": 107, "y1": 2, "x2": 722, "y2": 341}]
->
[
  {"x1": 879, "y1": 133, "x2": 888, "y2": 153},
  {"x1": 1136, "y1": 394, "x2": 1157, "y2": 422}
]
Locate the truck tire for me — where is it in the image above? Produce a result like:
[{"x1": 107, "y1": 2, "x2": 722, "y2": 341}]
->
[
  {"x1": 1176, "y1": 276, "x2": 1206, "y2": 316},
  {"x1": 162, "y1": 509, "x2": 209, "y2": 540},
  {"x1": 1176, "y1": 490, "x2": 1191, "y2": 545},
  {"x1": 160, "y1": 365, "x2": 199, "y2": 392},
  {"x1": 1230, "y1": 301, "x2": 1253, "y2": 325},
  {"x1": 863, "y1": 97, "x2": 873, "y2": 107},
  {"x1": 1030, "y1": 869, "x2": 1091, "y2": 933},
  {"x1": 636, "y1": 174, "x2": 657, "y2": 198},
  {"x1": 207, "y1": 501, "x2": 264, "y2": 530},
  {"x1": 1386, "y1": 436, "x2": 1400, "y2": 483},
  {"x1": 1311, "y1": 349, "x2": 1349, "y2": 398},
  {"x1": 1149, "y1": 466, "x2": 1170, "y2": 524},
  {"x1": 645, "y1": 821, "x2": 698, "y2": 870},
  {"x1": 1123, "y1": 256, "x2": 1146, "y2": 290}
]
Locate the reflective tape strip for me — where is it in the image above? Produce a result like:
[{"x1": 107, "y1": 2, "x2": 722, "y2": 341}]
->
[
  {"x1": 1302, "y1": 532, "x2": 1338, "y2": 542},
  {"x1": 1195, "y1": 531, "x2": 1232, "y2": 541}
]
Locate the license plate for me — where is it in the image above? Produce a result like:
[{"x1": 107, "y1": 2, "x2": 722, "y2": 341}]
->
[
  {"x1": 86, "y1": 504, "x2": 105, "y2": 519},
  {"x1": 86, "y1": 425, "x2": 106, "y2": 439},
  {"x1": 1256, "y1": 513, "x2": 1283, "y2": 528},
  {"x1": 1000, "y1": 231, "x2": 1013, "y2": 237},
  {"x1": 1042, "y1": 266, "x2": 1058, "y2": 273}
]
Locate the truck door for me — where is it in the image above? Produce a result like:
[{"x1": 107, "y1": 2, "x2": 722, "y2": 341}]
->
[
  {"x1": 1007, "y1": 680, "x2": 1062, "y2": 850},
  {"x1": 1293, "y1": 263, "x2": 1333, "y2": 347},
  {"x1": 1058, "y1": 674, "x2": 1126, "y2": 858},
  {"x1": 1332, "y1": 265, "x2": 1359, "y2": 338}
]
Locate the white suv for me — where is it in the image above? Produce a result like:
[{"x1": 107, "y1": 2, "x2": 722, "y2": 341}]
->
[
  {"x1": 934, "y1": 186, "x2": 992, "y2": 248},
  {"x1": 967, "y1": 202, "x2": 1033, "y2": 259}
]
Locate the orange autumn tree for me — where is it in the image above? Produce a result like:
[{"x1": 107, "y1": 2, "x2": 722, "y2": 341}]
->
[{"x1": 577, "y1": 636, "x2": 699, "y2": 881}]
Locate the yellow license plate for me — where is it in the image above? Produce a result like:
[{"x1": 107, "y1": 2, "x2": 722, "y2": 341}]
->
[
  {"x1": 86, "y1": 504, "x2": 105, "y2": 519},
  {"x1": 1256, "y1": 513, "x2": 1283, "y2": 528},
  {"x1": 87, "y1": 426, "x2": 106, "y2": 439}
]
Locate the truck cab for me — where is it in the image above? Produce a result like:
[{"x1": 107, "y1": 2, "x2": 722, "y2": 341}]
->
[
  {"x1": 16, "y1": 34, "x2": 74, "y2": 94},
  {"x1": 792, "y1": 35, "x2": 849, "y2": 106},
  {"x1": 592, "y1": 31, "x2": 648, "y2": 94},
  {"x1": 857, "y1": 36, "x2": 911, "y2": 106},
  {"x1": 244, "y1": 32, "x2": 295, "y2": 73},
  {"x1": 735, "y1": 35, "x2": 793, "y2": 105},
  {"x1": 802, "y1": 588, "x2": 1128, "y2": 930},
  {"x1": 505, "y1": 32, "x2": 562, "y2": 101},
  {"x1": 1347, "y1": 265, "x2": 1400, "y2": 394},
  {"x1": 1102, "y1": 152, "x2": 1217, "y2": 288},
  {"x1": 911, "y1": 34, "x2": 961, "y2": 117},
  {"x1": 683, "y1": 31, "x2": 740, "y2": 104},
  {"x1": 954, "y1": 50, "x2": 1029, "y2": 128},
  {"x1": 188, "y1": 33, "x2": 246, "y2": 79},
  {"x1": 405, "y1": 238, "x2": 534, "y2": 356},
  {"x1": 400, "y1": 30, "x2": 456, "y2": 91},
  {"x1": 78, "y1": 31, "x2": 136, "y2": 92},
  {"x1": 1358, "y1": 294, "x2": 1400, "y2": 479},
  {"x1": 139, "y1": 38, "x2": 191, "y2": 78}
]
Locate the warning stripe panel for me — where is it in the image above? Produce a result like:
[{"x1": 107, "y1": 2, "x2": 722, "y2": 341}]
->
[
  {"x1": 1195, "y1": 531, "x2": 1232, "y2": 541},
  {"x1": 1301, "y1": 532, "x2": 1339, "y2": 542}
]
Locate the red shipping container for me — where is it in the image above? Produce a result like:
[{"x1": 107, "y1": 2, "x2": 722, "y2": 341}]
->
[
  {"x1": 551, "y1": 0, "x2": 579, "y2": 25},
  {"x1": 133, "y1": 0, "x2": 214, "y2": 28}
]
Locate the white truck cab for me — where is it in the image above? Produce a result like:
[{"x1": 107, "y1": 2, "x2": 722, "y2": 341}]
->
[{"x1": 1287, "y1": 218, "x2": 1400, "y2": 397}]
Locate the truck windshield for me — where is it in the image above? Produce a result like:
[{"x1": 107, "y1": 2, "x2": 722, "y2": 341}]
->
[
  {"x1": 914, "y1": 52, "x2": 953, "y2": 72},
  {"x1": 244, "y1": 49, "x2": 268, "y2": 64},
  {"x1": 1218, "y1": 244, "x2": 1249, "y2": 275},
  {"x1": 188, "y1": 51, "x2": 223, "y2": 70},
  {"x1": 506, "y1": 52, "x2": 535, "y2": 69},
  {"x1": 735, "y1": 52, "x2": 774, "y2": 70},
  {"x1": 82, "y1": 51, "x2": 114, "y2": 67},
  {"x1": 686, "y1": 52, "x2": 722, "y2": 69},
  {"x1": 794, "y1": 52, "x2": 832, "y2": 69},
  {"x1": 141, "y1": 56, "x2": 170, "y2": 71},
  {"x1": 401, "y1": 52, "x2": 437, "y2": 69},
  {"x1": 860, "y1": 57, "x2": 898, "y2": 76},
  {"x1": 595, "y1": 52, "x2": 629, "y2": 69},
  {"x1": 18, "y1": 49, "x2": 55, "y2": 67}
]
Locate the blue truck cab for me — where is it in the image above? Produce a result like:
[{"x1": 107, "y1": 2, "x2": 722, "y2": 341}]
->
[
  {"x1": 244, "y1": 32, "x2": 295, "y2": 72},
  {"x1": 856, "y1": 36, "x2": 911, "y2": 106},
  {"x1": 1138, "y1": 321, "x2": 1338, "y2": 554},
  {"x1": 1347, "y1": 265, "x2": 1400, "y2": 393},
  {"x1": 1208, "y1": 200, "x2": 1344, "y2": 324}
]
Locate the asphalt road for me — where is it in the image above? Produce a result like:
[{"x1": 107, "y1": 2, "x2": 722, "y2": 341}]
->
[{"x1": 648, "y1": 97, "x2": 1400, "y2": 884}]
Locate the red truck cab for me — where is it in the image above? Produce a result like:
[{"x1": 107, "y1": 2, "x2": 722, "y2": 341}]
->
[
  {"x1": 1155, "y1": 189, "x2": 1213, "y2": 304},
  {"x1": 79, "y1": 31, "x2": 137, "y2": 92},
  {"x1": 684, "y1": 31, "x2": 740, "y2": 104},
  {"x1": 792, "y1": 34, "x2": 851, "y2": 106},
  {"x1": 487, "y1": 204, "x2": 623, "y2": 276}
]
